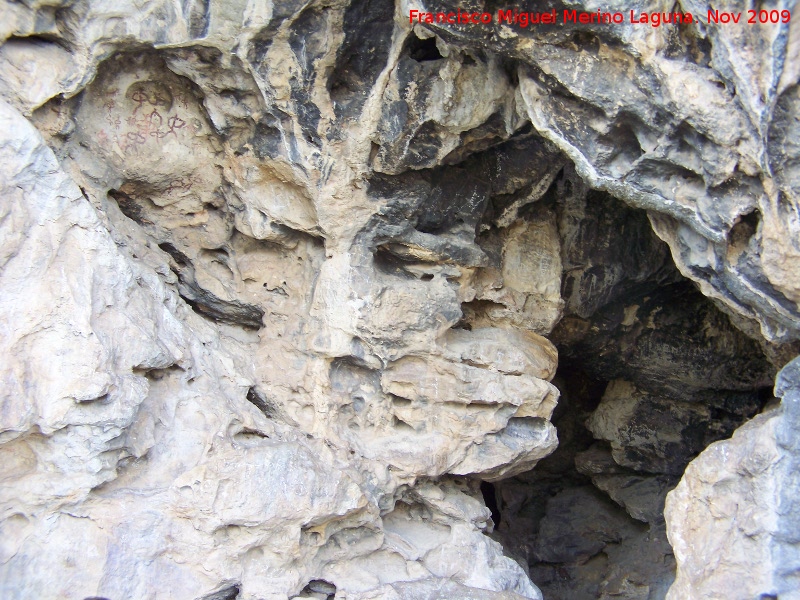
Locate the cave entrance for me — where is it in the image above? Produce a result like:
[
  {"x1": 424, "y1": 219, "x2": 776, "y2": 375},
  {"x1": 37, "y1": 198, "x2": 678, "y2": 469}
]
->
[{"x1": 468, "y1": 170, "x2": 776, "y2": 599}]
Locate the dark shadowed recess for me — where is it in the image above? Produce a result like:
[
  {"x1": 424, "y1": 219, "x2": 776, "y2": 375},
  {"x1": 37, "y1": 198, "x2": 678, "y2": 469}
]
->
[
  {"x1": 300, "y1": 580, "x2": 337, "y2": 599},
  {"x1": 246, "y1": 386, "x2": 279, "y2": 419},
  {"x1": 200, "y1": 585, "x2": 240, "y2": 600},
  {"x1": 473, "y1": 177, "x2": 775, "y2": 599},
  {"x1": 406, "y1": 32, "x2": 443, "y2": 62}
]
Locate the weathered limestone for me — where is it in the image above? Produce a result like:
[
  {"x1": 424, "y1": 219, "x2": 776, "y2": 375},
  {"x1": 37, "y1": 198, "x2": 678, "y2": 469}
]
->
[
  {"x1": 665, "y1": 357, "x2": 800, "y2": 600},
  {"x1": 0, "y1": 0, "x2": 798, "y2": 598}
]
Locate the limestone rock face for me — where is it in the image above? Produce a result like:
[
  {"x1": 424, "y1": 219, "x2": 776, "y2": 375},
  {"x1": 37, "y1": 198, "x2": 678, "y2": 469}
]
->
[
  {"x1": 0, "y1": 89, "x2": 544, "y2": 600},
  {"x1": 665, "y1": 357, "x2": 800, "y2": 600},
  {"x1": 0, "y1": 0, "x2": 798, "y2": 599},
  {"x1": 0, "y1": 2, "x2": 559, "y2": 598}
]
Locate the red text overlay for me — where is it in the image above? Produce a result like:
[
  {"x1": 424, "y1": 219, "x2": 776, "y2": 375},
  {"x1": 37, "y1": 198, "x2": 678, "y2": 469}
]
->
[{"x1": 408, "y1": 8, "x2": 792, "y2": 27}]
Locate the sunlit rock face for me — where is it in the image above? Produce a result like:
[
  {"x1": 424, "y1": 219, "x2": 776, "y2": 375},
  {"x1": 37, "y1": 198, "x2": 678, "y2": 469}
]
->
[{"x1": 0, "y1": 1, "x2": 798, "y2": 599}]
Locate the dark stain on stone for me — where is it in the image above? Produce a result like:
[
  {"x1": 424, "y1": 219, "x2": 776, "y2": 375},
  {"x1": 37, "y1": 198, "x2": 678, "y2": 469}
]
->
[
  {"x1": 329, "y1": 0, "x2": 395, "y2": 119},
  {"x1": 246, "y1": 386, "x2": 278, "y2": 419},
  {"x1": 200, "y1": 585, "x2": 240, "y2": 600},
  {"x1": 183, "y1": 0, "x2": 210, "y2": 39}
]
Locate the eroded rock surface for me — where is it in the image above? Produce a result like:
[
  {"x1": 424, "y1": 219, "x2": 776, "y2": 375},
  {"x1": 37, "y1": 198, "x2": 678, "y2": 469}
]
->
[
  {"x1": 0, "y1": 90, "x2": 545, "y2": 600},
  {"x1": 666, "y1": 357, "x2": 800, "y2": 600},
  {"x1": 0, "y1": 0, "x2": 798, "y2": 599}
]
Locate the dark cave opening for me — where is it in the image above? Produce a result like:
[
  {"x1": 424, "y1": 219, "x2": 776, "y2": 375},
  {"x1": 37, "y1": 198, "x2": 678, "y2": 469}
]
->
[
  {"x1": 469, "y1": 172, "x2": 777, "y2": 599},
  {"x1": 406, "y1": 33, "x2": 444, "y2": 62},
  {"x1": 491, "y1": 345, "x2": 772, "y2": 599},
  {"x1": 481, "y1": 480, "x2": 502, "y2": 527}
]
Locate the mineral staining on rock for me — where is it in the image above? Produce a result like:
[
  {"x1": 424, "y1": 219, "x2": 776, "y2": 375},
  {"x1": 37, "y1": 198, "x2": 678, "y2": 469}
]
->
[{"x1": 0, "y1": 0, "x2": 798, "y2": 599}]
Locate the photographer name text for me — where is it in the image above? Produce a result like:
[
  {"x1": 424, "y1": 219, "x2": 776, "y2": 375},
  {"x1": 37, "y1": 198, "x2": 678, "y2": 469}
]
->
[{"x1": 408, "y1": 8, "x2": 792, "y2": 27}]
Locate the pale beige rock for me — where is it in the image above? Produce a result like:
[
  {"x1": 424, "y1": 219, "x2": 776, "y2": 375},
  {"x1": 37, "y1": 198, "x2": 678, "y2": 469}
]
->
[
  {"x1": 468, "y1": 214, "x2": 564, "y2": 336},
  {"x1": 0, "y1": 4, "x2": 554, "y2": 594},
  {"x1": 0, "y1": 100, "x2": 543, "y2": 599},
  {"x1": 664, "y1": 358, "x2": 800, "y2": 600},
  {"x1": 441, "y1": 328, "x2": 558, "y2": 382},
  {"x1": 664, "y1": 410, "x2": 780, "y2": 600}
]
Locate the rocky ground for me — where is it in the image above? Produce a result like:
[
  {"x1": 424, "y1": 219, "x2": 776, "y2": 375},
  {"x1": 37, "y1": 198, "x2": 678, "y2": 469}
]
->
[{"x1": 0, "y1": 0, "x2": 799, "y2": 599}]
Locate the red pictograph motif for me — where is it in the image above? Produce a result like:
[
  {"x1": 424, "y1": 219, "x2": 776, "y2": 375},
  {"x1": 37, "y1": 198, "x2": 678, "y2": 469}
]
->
[
  {"x1": 165, "y1": 177, "x2": 194, "y2": 194},
  {"x1": 126, "y1": 131, "x2": 146, "y2": 145},
  {"x1": 148, "y1": 109, "x2": 164, "y2": 136},
  {"x1": 103, "y1": 87, "x2": 119, "y2": 111},
  {"x1": 130, "y1": 90, "x2": 149, "y2": 115},
  {"x1": 119, "y1": 81, "x2": 189, "y2": 152},
  {"x1": 166, "y1": 115, "x2": 186, "y2": 137},
  {"x1": 122, "y1": 111, "x2": 187, "y2": 146}
]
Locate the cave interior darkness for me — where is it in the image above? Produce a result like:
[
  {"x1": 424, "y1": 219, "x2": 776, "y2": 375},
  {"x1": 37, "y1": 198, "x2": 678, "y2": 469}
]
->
[{"x1": 471, "y1": 169, "x2": 776, "y2": 600}]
